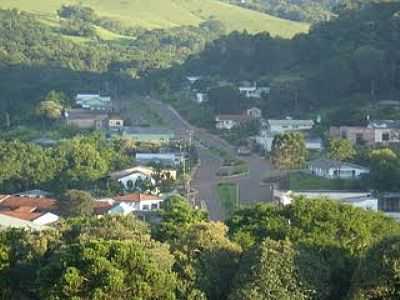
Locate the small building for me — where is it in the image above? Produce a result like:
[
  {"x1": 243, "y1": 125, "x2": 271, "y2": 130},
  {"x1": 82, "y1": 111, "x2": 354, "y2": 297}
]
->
[
  {"x1": 239, "y1": 85, "x2": 270, "y2": 99},
  {"x1": 329, "y1": 126, "x2": 375, "y2": 146},
  {"x1": 0, "y1": 208, "x2": 59, "y2": 226},
  {"x1": 0, "y1": 214, "x2": 50, "y2": 231},
  {"x1": 305, "y1": 137, "x2": 323, "y2": 151},
  {"x1": 368, "y1": 120, "x2": 400, "y2": 144},
  {"x1": 308, "y1": 159, "x2": 370, "y2": 179},
  {"x1": 275, "y1": 190, "x2": 378, "y2": 211},
  {"x1": 135, "y1": 153, "x2": 184, "y2": 167},
  {"x1": 215, "y1": 114, "x2": 248, "y2": 130},
  {"x1": 195, "y1": 93, "x2": 207, "y2": 104},
  {"x1": 267, "y1": 119, "x2": 314, "y2": 135},
  {"x1": 109, "y1": 166, "x2": 165, "y2": 191},
  {"x1": 65, "y1": 108, "x2": 108, "y2": 129},
  {"x1": 246, "y1": 107, "x2": 262, "y2": 119},
  {"x1": 121, "y1": 127, "x2": 175, "y2": 144},
  {"x1": 108, "y1": 114, "x2": 124, "y2": 129},
  {"x1": 186, "y1": 76, "x2": 202, "y2": 85},
  {"x1": 75, "y1": 94, "x2": 112, "y2": 111},
  {"x1": 112, "y1": 193, "x2": 163, "y2": 212},
  {"x1": 0, "y1": 194, "x2": 59, "y2": 226}
]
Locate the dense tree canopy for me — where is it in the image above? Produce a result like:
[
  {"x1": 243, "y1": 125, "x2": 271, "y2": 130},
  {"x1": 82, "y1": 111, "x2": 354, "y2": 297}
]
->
[{"x1": 271, "y1": 132, "x2": 307, "y2": 169}]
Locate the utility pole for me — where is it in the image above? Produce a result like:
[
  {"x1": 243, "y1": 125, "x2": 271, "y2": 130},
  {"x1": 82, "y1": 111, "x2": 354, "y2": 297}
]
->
[{"x1": 236, "y1": 183, "x2": 240, "y2": 210}]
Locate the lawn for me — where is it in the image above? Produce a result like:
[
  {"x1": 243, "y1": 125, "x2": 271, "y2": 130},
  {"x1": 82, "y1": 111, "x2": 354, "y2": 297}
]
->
[
  {"x1": 217, "y1": 182, "x2": 239, "y2": 217},
  {"x1": 0, "y1": 0, "x2": 309, "y2": 37},
  {"x1": 288, "y1": 172, "x2": 365, "y2": 191}
]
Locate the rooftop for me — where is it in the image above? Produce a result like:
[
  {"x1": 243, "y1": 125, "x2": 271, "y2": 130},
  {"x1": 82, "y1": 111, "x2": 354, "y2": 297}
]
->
[
  {"x1": 0, "y1": 206, "x2": 45, "y2": 222},
  {"x1": 114, "y1": 193, "x2": 161, "y2": 203},
  {"x1": 308, "y1": 159, "x2": 369, "y2": 171},
  {"x1": 368, "y1": 120, "x2": 400, "y2": 129},
  {"x1": 66, "y1": 109, "x2": 108, "y2": 120},
  {"x1": 0, "y1": 214, "x2": 50, "y2": 231},
  {"x1": 0, "y1": 195, "x2": 57, "y2": 211},
  {"x1": 268, "y1": 119, "x2": 314, "y2": 126}
]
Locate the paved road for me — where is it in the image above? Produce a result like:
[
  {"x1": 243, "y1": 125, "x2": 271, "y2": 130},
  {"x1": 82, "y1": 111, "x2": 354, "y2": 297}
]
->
[{"x1": 148, "y1": 98, "x2": 274, "y2": 220}]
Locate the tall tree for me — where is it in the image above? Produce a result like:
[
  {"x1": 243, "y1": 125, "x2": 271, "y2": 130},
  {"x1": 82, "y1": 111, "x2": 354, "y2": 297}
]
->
[
  {"x1": 153, "y1": 196, "x2": 207, "y2": 242},
  {"x1": 271, "y1": 132, "x2": 307, "y2": 170},
  {"x1": 59, "y1": 189, "x2": 94, "y2": 217},
  {"x1": 327, "y1": 138, "x2": 356, "y2": 161}
]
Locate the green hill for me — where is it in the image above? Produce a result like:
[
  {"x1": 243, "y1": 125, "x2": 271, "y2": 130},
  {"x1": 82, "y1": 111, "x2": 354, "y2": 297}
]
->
[{"x1": 0, "y1": 0, "x2": 309, "y2": 38}]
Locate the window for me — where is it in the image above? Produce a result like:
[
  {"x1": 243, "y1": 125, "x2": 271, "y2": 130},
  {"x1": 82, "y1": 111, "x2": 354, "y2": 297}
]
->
[
  {"x1": 382, "y1": 133, "x2": 390, "y2": 142},
  {"x1": 116, "y1": 121, "x2": 121, "y2": 126},
  {"x1": 380, "y1": 197, "x2": 400, "y2": 212},
  {"x1": 151, "y1": 203, "x2": 158, "y2": 210},
  {"x1": 356, "y1": 133, "x2": 364, "y2": 145},
  {"x1": 126, "y1": 180, "x2": 134, "y2": 189},
  {"x1": 341, "y1": 131, "x2": 347, "y2": 138},
  {"x1": 142, "y1": 205, "x2": 149, "y2": 210}
]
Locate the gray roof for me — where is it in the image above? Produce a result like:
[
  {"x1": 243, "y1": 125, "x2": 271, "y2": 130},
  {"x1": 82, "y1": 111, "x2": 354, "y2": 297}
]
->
[
  {"x1": 308, "y1": 159, "x2": 369, "y2": 171},
  {"x1": 368, "y1": 120, "x2": 400, "y2": 129},
  {"x1": 268, "y1": 119, "x2": 314, "y2": 126}
]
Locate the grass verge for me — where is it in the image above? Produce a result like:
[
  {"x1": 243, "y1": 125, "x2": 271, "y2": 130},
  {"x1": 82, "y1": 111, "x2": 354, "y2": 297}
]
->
[{"x1": 217, "y1": 182, "x2": 239, "y2": 217}]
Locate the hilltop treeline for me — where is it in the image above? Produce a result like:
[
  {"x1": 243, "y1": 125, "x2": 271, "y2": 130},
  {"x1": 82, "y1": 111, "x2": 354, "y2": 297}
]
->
[
  {"x1": 1, "y1": 196, "x2": 400, "y2": 299},
  {"x1": 222, "y1": 0, "x2": 396, "y2": 23},
  {"x1": 160, "y1": 2, "x2": 400, "y2": 122}
]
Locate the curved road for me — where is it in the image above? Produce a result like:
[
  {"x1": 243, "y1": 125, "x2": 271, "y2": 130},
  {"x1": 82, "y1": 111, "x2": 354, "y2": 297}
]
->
[{"x1": 148, "y1": 99, "x2": 274, "y2": 220}]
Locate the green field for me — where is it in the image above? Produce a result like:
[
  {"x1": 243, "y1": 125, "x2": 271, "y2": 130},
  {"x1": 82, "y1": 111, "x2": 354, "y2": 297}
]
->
[
  {"x1": 217, "y1": 182, "x2": 239, "y2": 217},
  {"x1": 0, "y1": 0, "x2": 309, "y2": 38}
]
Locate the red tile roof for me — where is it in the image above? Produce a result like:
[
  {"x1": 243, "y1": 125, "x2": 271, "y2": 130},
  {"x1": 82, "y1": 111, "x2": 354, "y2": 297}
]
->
[
  {"x1": 94, "y1": 201, "x2": 114, "y2": 215},
  {"x1": 0, "y1": 206, "x2": 44, "y2": 221},
  {"x1": 114, "y1": 193, "x2": 161, "y2": 203},
  {"x1": 0, "y1": 195, "x2": 57, "y2": 211}
]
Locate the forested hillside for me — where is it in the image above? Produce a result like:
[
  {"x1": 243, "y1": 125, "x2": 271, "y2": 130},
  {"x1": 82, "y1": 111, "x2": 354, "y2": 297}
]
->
[
  {"x1": 221, "y1": 0, "x2": 397, "y2": 23},
  {"x1": 162, "y1": 2, "x2": 400, "y2": 124}
]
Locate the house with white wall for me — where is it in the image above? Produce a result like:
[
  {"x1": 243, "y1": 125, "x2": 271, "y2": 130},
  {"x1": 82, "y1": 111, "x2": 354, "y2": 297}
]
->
[
  {"x1": 275, "y1": 191, "x2": 378, "y2": 211},
  {"x1": 308, "y1": 159, "x2": 369, "y2": 179},
  {"x1": 267, "y1": 119, "x2": 314, "y2": 135},
  {"x1": 239, "y1": 85, "x2": 270, "y2": 99},
  {"x1": 110, "y1": 166, "x2": 176, "y2": 190}
]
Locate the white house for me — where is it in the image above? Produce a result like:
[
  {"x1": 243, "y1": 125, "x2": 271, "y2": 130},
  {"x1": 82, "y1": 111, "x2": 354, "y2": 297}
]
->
[
  {"x1": 110, "y1": 166, "x2": 176, "y2": 190},
  {"x1": 195, "y1": 93, "x2": 207, "y2": 104},
  {"x1": 275, "y1": 190, "x2": 378, "y2": 211},
  {"x1": 368, "y1": 120, "x2": 400, "y2": 144},
  {"x1": 75, "y1": 94, "x2": 112, "y2": 111},
  {"x1": 239, "y1": 86, "x2": 270, "y2": 99},
  {"x1": 304, "y1": 137, "x2": 323, "y2": 151},
  {"x1": 215, "y1": 114, "x2": 247, "y2": 130},
  {"x1": 308, "y1": 159, "x2": 370, "y2": 179},
  {"x1": 246, "y1": 107, "x2": 262, "y2": 119},
  {"x1": 186, "y1": 76, "x2": 202, "y2": 85},
  {"x1": 32, "y1": 212, "x2": 59, "y2": 225},
  {"x1": 0, "y1": 214, "x2": 50, "y2": 231},
  {"x1": 111, "y1": 193, "x2": 164, "y2": 213},
  {"x1": 266, "y1": 119, "x2": 314, "y2": 135},
  {"x1": 108, "y1": 114, "x2": 124, "y2": 128}
]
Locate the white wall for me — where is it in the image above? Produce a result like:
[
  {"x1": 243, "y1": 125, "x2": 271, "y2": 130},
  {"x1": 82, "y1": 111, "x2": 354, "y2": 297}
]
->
[
  {"x1": 118, "y1": 173, "x2": 155, "y2": 189},
  {"x1": 33, "y1": 213, "x2": 59, "y2": 225}
]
